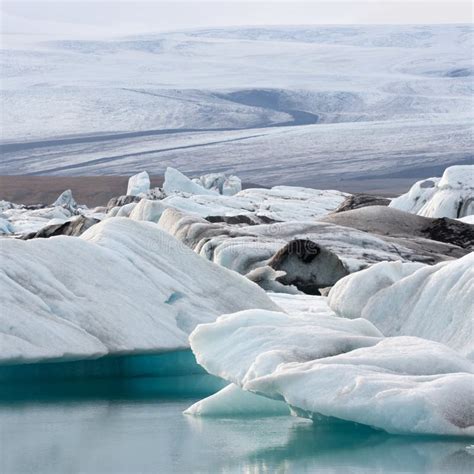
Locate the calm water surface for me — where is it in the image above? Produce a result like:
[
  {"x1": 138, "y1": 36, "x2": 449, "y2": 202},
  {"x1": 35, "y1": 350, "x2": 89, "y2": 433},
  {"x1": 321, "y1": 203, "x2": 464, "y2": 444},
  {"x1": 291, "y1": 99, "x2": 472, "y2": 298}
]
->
[{"x1": 1, "y1": 396, "x2": 473, "y2": 474}]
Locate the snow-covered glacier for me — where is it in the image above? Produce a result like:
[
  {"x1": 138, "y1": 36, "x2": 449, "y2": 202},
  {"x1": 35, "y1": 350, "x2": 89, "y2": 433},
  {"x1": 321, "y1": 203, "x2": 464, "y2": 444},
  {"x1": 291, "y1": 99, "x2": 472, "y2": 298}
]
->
[{"x1": 1, "y1": 25, "x2": 472, "y2": 192}]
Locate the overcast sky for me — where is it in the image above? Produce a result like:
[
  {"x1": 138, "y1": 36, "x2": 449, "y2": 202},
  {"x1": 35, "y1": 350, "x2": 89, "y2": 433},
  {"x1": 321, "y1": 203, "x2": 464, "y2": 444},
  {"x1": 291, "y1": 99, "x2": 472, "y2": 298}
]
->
[{"x1": 1, "y1": 1, "x2": 472, "y2": 39}]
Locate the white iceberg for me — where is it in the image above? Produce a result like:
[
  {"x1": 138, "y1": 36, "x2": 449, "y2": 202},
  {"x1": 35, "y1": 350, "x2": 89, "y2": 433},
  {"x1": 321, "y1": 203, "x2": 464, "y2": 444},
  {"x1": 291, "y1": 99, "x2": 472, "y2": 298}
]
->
[
  {"x1": 390, "y1": 165, "x2": 474, "y2": 218},
  {"x1": 327, "y1": 261, "x2": 425, "y2": 321},
  {"x1": 158, "y1": 208, "x2": 457, "y2": 279},
  {"x1": 127, "y1": 171, "x2": 150, "y2": 196},
  {"x1": 328, "y1": 254, "x2": 474, "y2": 357},
  {"x1": 0, "y1": 218, "x2": 279, "y2": 365},
  {"x1": 184, "y1": 383, "x2": 289, "y2": 417},
  {"x1": 113, "y1": 171, "x2": 348, "y2": 223},
  {"x1": 0, "y1": 217, "x2": 13, "y2": 235},
  {"x1": 191, "y1": 172, "x2": 242, "y2": 196},
  {"x1": 52, "y1": 189, "x2": 77, "y2": 212},
  {"x1": 1, "y1": 205, "x2": 73, "y2": 235},
  {"x1": 222, "y1": 175, "x2": 242, "y2": 196},
  {"x1": 163, "y1": 167, "x2": 218, "y2": 196},
  {"x1": 129, "y1": 199, "x2": 168, "y2": 222},
  {"x1": 189, "y1": 308, "x2": 474, "y2": 436}
]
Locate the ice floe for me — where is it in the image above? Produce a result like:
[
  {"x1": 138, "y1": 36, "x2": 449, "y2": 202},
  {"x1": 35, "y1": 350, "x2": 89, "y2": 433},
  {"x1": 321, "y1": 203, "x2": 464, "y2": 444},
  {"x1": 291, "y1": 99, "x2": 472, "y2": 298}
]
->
[
  {"x1": 0, "y1": 189, "x2": 105, "y2": 237},
  {"x1": 127, "y1": 171, "x2": 150, "y2": 197},
  {"x1": 0, "y1": 218, "x2": 278, "y2": 365},
  {"x1": 189, "y1": 307, "x2": 474, "y2": 436},
  {"x1": 184, "y1": 382, "x2": 289, "y2": 417},
  {"x1": 52, "y1": 189, "x2": 77, "y2": 212},
  {"x1": 390, "y1": 165, "x2": 474, "y2": 219},
  {"x1": 158, "y1": 207, "x2": 464, "y2": 287},
  {"x1": 329, "y1": 254, "x2": 474, "y2": 357},
  {"x1": 163, "y1": 167, "x2": 218, "y2": 196}
]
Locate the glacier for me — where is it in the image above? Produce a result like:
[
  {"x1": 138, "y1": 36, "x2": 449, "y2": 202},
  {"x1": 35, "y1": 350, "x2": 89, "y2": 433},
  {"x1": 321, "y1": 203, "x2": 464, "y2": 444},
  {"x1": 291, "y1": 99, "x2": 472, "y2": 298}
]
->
[{"x1": 1, "y1": 25, "x2": 472, "y2": 192}]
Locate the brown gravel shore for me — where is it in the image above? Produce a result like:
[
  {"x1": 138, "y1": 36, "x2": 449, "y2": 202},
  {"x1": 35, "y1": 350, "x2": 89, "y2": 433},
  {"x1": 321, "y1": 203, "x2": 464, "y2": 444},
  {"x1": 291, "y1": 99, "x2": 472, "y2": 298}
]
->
[
  {"x1": 0, "y1": 175, "x2": 409, "y2": 207},
  {"x1": 0, "y1": 176, "x2": 163, "y2": 207}
]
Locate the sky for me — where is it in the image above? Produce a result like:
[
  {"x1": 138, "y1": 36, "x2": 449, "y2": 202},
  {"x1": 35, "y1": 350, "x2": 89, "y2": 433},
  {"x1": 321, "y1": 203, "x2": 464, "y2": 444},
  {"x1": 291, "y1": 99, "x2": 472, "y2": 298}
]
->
[{"x1": 1, "y1": 1, "x2": 472, "y2": 40}]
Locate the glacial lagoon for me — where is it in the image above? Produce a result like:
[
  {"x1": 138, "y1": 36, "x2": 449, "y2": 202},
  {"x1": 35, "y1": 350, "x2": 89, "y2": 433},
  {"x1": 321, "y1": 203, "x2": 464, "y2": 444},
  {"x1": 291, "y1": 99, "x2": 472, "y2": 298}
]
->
[
  {"x1": 2, "y1": 397, "x2": 474, "y2": 474},
  {"x1": 1, "y1": 352, "x2": 472, "y2": 474}
]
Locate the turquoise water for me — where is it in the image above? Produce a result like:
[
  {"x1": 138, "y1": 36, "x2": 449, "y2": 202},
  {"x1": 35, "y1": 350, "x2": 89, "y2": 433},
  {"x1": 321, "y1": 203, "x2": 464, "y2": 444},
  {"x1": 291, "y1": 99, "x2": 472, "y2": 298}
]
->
[
  {"x1": 0, "y1": 351, "x2": 225, "y2": 400},
  {"x1": 1, "y1": 397, "x2": 473, "y2": 474},
  {"x1": 1, "y1": 353, "x2": 473, "y2": 473}
]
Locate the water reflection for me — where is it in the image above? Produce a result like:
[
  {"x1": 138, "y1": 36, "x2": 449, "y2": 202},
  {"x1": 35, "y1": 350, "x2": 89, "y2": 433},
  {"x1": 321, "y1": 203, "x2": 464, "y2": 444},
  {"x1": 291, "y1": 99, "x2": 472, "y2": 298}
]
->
[
  {"x1": 186, "y1": 416, "x2": 473, "y2": 473},
  {"x1": 1, "y1": 397, "x2": 472, "y2": 474}
]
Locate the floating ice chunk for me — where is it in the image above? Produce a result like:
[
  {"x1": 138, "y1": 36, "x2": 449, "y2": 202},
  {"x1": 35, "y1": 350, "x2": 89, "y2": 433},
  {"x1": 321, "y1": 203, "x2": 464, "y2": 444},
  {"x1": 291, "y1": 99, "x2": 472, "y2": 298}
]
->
[
  {"x1": 115, "y1": 202, "x2": 138, "y2": 217},
  {"x1": 0, "y1": 218, "x2": 14, "y2": 234},
  {"x1": 329, "y1": 254, "x2": 474, "y2": 357},
  {"x1": 190, "y1": 309, "x2": 383, "y2": 387},
  {"x1": 268, "y1": 239, "x2": 349, "y2": 293},
  {"x1": 390, "y1": 165, "x2": 474, "y2": 218},
  {"x1": 190, "y1": 172, "x2": 242, "y2": 196},
  {"x1": 246, "y1": 338, "x2": 474, "y2": 437},
  {"x1": 1, "y1": 205, "x2": 73, "y2": 236},
  {"x1": 127, "y1": 171, "x2": 150, "y2": 196},
  {"x1": 52, "y1": 189, "x2": 77, "y2": 212},
  {"x1": 389, "y1": 177, "x2": 440, "y2": 214},
  {"x1": 0, "y1": 218, "x2": 279, "y2": 365},
  {"x1": 0, "y1": 201, "x2": 15, "y2": 212},
  {"x1": 268, "y1": 293, "x2": 337, "y2": 316},
  {"x1": 159, "y1": 208, "x2": 458, "y2": 283},
  {"x1": 163, "y1": 167, "x2": 218, "y2": 196},
  {"x1": 222, "y1": 175, "x2": 242, "y2": 196},
  {"x1": 194, "y1": 173, "x2": 225, "y2": 193},
  {"x1": 184, "y1": 383, "x2": 289, "y2": 417},
  {"x1": 129, "y1": 199, "x2": 168, "y2": 222},
  {"x1": 189, "y1": 308, "x2": 474, "y2": 436},
  {"x1": 246, "y1": 266, "x2": 301, "y2": 294},
  {"x1": 328, "y1": 261, "x2": 425, "y2": 320}
]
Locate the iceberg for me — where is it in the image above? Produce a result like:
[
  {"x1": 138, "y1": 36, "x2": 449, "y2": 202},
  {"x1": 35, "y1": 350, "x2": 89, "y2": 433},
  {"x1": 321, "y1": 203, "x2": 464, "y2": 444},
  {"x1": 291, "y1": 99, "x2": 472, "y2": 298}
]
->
[
  {"x1": 158, "y1": 208, "x2": 462, "y2": 283},
  {"x1": 0, "y1": 217, "x2": 13, "y2": 235},
  {"x1": 189, "y1": 308, "x2": 474, "y2": 436},
  {"x1": 327, "y1": 261, "x2": 426, "y2": 321},
  {"x1": 328, "y1": 254, "x2": 474, "y2": 357},
  {"x1": 52, "y1": 189, "x2": 77, "y2": 212},
  {"x1": 323, "y1": 205, "x2": 473, "y2": 251},
  {"x1": 129, "y1": 199, "x2": 168, "y2": 222},
  {"x1": 191, "y1": 172, "x2": 242, "y2": 196},
  {"x1": 389, "y1": 177, "x2": 440, "y2": 214},
  {"x1": 2, "y1": 205, "x2": 73, "y2": 235},
  {"x1": 163, "y1": 167, "x2": 218, "y2": 196},
  {"x1": 222, "y1": 175, "x2": 242, "y2": 196},
  {"x1": 390, "y1": 165, "x2": 474, "y2": 219},
  {"x1": 126, "y1": 171, "x2": 150, "y2": 196},
  {"x1": 184, "y1": 383, "x2": 289, "y2": 417},
  {"x1": 113, "y1": 176, "x2": 349, "y2": 223},
  {"x1": 0, "y1": 217, "x2": 279, "y2": 365}
]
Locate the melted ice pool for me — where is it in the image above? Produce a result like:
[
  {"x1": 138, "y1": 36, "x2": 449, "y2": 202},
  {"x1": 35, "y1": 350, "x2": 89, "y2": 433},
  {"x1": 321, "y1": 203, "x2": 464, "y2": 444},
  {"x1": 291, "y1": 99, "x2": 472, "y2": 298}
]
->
[{"x1": 1, "y1": 396, "x2": 473, "y2": 473}]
